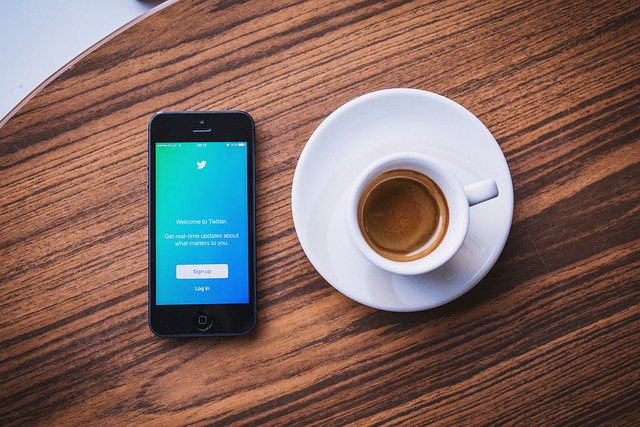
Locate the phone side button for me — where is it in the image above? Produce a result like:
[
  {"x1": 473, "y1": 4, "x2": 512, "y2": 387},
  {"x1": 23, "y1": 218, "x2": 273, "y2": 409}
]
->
[{"x1": 194, "y1": 311, "x2": 213, "y2": 331}]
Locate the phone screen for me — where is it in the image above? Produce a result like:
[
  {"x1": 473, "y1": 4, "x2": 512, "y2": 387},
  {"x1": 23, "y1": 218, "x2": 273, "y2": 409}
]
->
[
  {"x1": 154, "y1": 141, "x2": 249, "y2": 305},
  {"x1": 148, "y1": 111, "x2": 256, "y2": 337}
]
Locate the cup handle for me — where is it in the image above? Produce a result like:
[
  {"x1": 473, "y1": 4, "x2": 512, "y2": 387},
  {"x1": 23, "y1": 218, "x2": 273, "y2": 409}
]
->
[{"x1": 463, "y1": 179, "x2": 499, "y2": 206}]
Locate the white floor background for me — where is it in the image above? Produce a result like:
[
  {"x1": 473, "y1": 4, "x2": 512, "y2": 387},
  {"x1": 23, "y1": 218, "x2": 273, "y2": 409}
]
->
[{"x1": 0, "y1": 0, "x2": 164, "y2": 120}]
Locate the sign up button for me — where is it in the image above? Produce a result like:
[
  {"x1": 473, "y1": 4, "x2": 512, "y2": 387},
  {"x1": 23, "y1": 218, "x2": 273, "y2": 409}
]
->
[{"x1": 176, "y1": 264, "x2": 229, "y2": 279}]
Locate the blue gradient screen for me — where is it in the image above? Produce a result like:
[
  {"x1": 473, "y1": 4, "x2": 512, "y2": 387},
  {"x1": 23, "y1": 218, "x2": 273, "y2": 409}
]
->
[{"x1": 154, "y1": 142, "x2": 249, "y2": 305}]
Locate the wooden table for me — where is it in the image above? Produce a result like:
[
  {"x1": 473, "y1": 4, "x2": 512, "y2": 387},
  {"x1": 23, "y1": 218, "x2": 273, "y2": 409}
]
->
[{"x1": 1, "y1": 0, "x2": 638, "y2": 424}]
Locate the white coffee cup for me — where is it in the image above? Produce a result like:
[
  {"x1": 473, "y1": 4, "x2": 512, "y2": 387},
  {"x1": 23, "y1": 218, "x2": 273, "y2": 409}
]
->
[{"x1": 346, "y1": 152, "x2": 499, "y2": 275}]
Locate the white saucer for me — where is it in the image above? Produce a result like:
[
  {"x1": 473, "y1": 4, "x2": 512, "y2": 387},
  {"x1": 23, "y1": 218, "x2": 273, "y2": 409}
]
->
[{"x1": 291, "y1": 89, "x2": 513, "y2": 312}]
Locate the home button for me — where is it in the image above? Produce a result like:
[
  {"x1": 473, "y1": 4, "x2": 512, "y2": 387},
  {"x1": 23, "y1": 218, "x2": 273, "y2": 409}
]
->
[{"x1": 193, "y1": 311, "x2": 213, "y2": 331}]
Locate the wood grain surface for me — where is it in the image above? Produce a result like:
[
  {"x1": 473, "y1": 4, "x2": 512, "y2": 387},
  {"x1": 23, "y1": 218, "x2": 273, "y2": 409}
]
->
[{"x1": 1, "y1": 0, "x2": 638, "y2": 425}]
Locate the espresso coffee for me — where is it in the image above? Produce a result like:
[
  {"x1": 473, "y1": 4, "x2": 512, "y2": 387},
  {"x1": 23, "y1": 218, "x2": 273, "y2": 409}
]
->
[{"x1": 358, "y1": 169, "x2": 449, "y2": 262}]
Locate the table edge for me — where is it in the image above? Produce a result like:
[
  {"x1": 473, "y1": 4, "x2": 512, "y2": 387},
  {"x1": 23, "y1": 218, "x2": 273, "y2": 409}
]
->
[{"x1": 0, "y1": 0, "x2": 180, "y2": 128}]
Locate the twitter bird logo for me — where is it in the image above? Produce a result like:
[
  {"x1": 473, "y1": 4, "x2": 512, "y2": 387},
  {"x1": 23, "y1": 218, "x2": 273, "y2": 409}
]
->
[{"x1": 196, "y1": 160, "x2": 206, "y2": 169}]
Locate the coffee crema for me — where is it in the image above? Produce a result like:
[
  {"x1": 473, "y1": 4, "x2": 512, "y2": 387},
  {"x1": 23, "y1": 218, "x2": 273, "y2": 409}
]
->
[{"x1": 357, "y1": 169, "x2": 449, "y2": 262}]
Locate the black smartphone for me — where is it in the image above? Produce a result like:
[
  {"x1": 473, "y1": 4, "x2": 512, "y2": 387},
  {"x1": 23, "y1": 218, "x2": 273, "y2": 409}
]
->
[{"x1": 148, "y1": 111, "x2": 256, "y2": 336}]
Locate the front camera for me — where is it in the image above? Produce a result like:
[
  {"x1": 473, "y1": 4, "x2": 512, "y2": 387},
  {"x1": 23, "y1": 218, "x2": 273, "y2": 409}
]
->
[{"x1": 198, "y1": 119, "x2": 205, "y2": 125}]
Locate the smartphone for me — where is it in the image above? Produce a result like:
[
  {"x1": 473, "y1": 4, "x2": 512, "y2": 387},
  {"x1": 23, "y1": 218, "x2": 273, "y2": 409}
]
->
[{"x1": 148, "y1": 111, "x2": 256, "y2": 336}]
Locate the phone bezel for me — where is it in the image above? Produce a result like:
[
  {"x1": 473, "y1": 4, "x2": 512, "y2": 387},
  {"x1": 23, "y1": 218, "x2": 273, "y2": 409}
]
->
[{"x1": 148, "y1": 111, "x2": 257, "y2": 337}]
